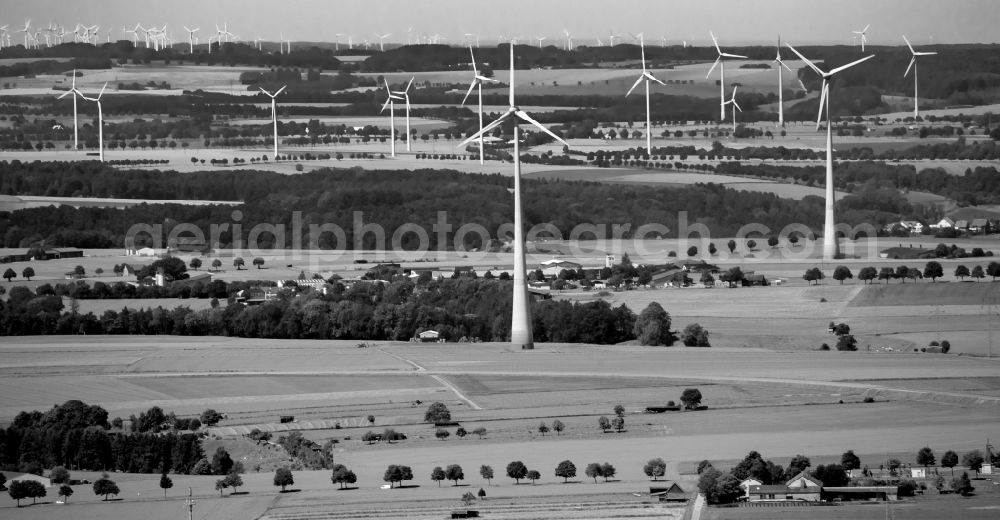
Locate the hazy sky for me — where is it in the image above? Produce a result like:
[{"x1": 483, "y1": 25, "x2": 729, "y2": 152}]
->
[{"x1": 4, "y1": 0, "x2": 998, "y2": 46}]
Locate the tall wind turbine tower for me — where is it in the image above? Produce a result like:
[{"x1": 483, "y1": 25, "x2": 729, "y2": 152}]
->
[
  {"x1": 707, "y1": 31, "x2": 747, "y2": 122},
  {"x1": 380, "y1": 79, "x2": 403, "y2": 157},
  {"x1": 183, "y1": 26, "x2": 199, "y2": 53},
  {"x1": 462, "y1": 45, "x2": 498, "y2": 164},
  {"x1": 79, "y1": 82, "x2": 108, "y2": 162},
  {"x1": 853, "y1": 24, "x2": 870, "y2": 52},
  {"x1": 260, "y1": 85, "x2": 287, "y2": 159},
  {"x1": 786, "y1": 43, "x2": 874, "y2": 260},
  {"x1": 459, "y1": 42, "x2": 569, "y2": 350},
  {"x1": 392, "y1": 78, "x2": 414, "y2": 151},
  {"x1": 724, "y1": 85, "x2": 742, "y2": 133},
  {"x1": 773, "y1": 37, "x2": 793, "y2": 127},
  {"x1": 56, "y1": 70, "x2": 83, "y2": 150},
  {"x1": 903, "y1": 35, "x2": 936, "y2": 120},
  {"x1": 625, "y1": 35, "x2": 665, "y2": 154}
]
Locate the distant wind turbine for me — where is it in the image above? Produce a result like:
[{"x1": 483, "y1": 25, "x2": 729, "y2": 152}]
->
[
  {"x1": 392, "y1": 78, "x2": 415, "y2": 151},
  {"x1": 56, "y1": 69, "x2": 83, "y2": 150},
  {"x1": 706, "y1": 31, "x2": 747, "y2": 121},
  {"x1": 183, "y1": 26, "x2": 199, "y2": 54},
  {"x1": 380, "y1": 78, "x2": 403, "y2": 157},
  {"x1": 625, "y1": 35, "x2": 665, "y2": 154},
  {"x1": 786, "y1": 42, "x2": 875, "y2": 260},
  {"x1": 903, "y1": 34, "x2": 937, "y2": 119},
  {"x1": 374, "y1": 32, "x2": 391, "y2": 52},
  {"x1": 773, "y1": 36, "x2": 793, "y2": 127},
  {"x1": 459, "y1": 42, "x2": 569, "y2": 350},
  {"x1": 79, "y1": 82, "x2": 108, "y2": 162},
  {"x1": 853, "y1": 24, "x2": 870, "y2": 52},
  {"x1": 724, "y1": 85, "x2": 742, "y2": 133},
  {"x1": 260, "y1": 85, "x2": 287, "y2": 159},
  {"x1": 462, "y1": 44, "x2": 499, "y2": 164}
]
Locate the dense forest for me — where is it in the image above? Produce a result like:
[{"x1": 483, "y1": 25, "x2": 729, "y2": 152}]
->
[
  {"x1": 0, "y1": 162, "x2": 833, "y2": 249},
  {"x1": 1, "y1": 400, "x2": 204, "y2": 474}
]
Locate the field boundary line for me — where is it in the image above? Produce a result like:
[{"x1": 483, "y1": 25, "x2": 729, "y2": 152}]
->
[{"x1": 429, "y1": 374, "x2": 482, "y2": 410}]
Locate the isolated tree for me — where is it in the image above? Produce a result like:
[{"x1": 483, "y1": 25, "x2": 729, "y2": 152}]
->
[
  {"x1": 436, "y1": 428, "x2": 450, "y2": 440},
  {"x1": 585, "y1": 463, "x2": 603, "y2": 483},
  {"x1": 455, "y1": 427, "x2": 467, "y2": 438},
  {"x1": 988, "y1": 261, "x2": 1000, "y2": 280},
  {"x1": 598, "y1": 416, "x2": 611, "y2": 433},
  {"x1": 552, "y1": 419, "x2": 565, "y2": 436},
  {"x1": 480, "y1": 465, "x2": 494, "y2": 485},
  {"x1": 253, "y1": 257, "x2": 265, "y2": 269},
  {"x1": 382, "y1": 465, "x2": 413, "y2": 488},
  {"x1": 681, "y1": 388, "x2": 703, "y2": 408},
  {"x1": 446, "y1": 464, "x2": 465, "y2": 486},
  {"x1": 472, "y1": 427, "x2": 487, "y2": 439},
  {"x1": 727, "y1": 239, "x2": 737, "y2": 254},
  {"x1": 954, "y1": 265, "x2": 970, "y2": 280},
  {"x1": 709, "y1": 243, "x2": 718, "y2": 255},
  {"x1": 962, "y1": 450, "x2": 984, "y2": 475},
  {"x1": 924, "y1": 261, "x2": 944, "y2": 282},
  {"x1": 687, "y1": 246, "x2": 698, "y2": 257},
  {"x1": 768, "y1": 236, "x2": 779, "y2": 248},
  {"x1": 58, "y1": 484, "x2": 73, "y2": 503},
  {"x1": 223, "y1": 471, "x2": 243, "y2": 494},
  {"x1": 526, "y1": 470, "x2": 541, "y2": 484},
  {"x1": 841, "y1": 450, "x2": 861, "y2": 472},
  {"x1": 233, "y1": 257, "x2": 245, "y2": 270},
  {"x1": 201, "y1": 409, "x2": 223, "y2": 426},
  {"x1": 803, "y1": 267, "x2": 824, "y2": 284},
  {"x1": 787, "y1": 455, "x2": 811, "y2": 475},
  {"x1": 506, "y1": 461, "x2": 528, "y2": 484},
  {"x1": 22, "y1": 267, "x2": 34, "y2": 281},
  {"x1": 858, "y1": 266, "x2": 877, "y2": 284},
  {"x1": 189, "y1": 258, "x2": 202, "y2": 271},
  {"x1": 600, "y1": 463, "x2": 616, "y2": 481},
  {"x1": 644, "y1": 458, "x2": 667, "y2": 480},
  {"x1": 461, "y1": 491, "x2": 477, "y2": 506},
  {"x1": 747, "y1": 239, "x2": 757, "y2": 250},
  {"x1": 212, "y1": 446, "x2": 234, "y2": 475},
  {"x1": 952, "y1": 471, "x2": 975, "y2": 496},
  {"x1": 3, "y1": 268, "x2": 15, "y2": 282},
  {"x1": 431, "y1": 466, "x2": 446, "y2": 487},
  {"x1": 50, "y1": 466, "x2": 71, "y2": 484},
  {"x1": 215, "y1": 478, "x2": 228, "y2": 496},
  {"x1": 836, "y1": 334, "x2": 858, "y2": 351},
  {"x1": 330, "y1": 464, "x2": 357, "y2": 489},
  {"x1": 211, "y1": 259, "x2": 223, "y2": 271},
  {"x1": 942, "y1": 450, "x2": 959, "y2": 476},
  {"x1": 477, "y1": 487, "x2": 486, "y2": 499},
  {"x1": 917, "y1": 447, "x2": 936, "y2": 471},
  {"x1": 93, "y1": 476, "x2": 120, "y2": 500},
  {"x1": 8, "y1": 480, "x2": 29, "y2": 506},
  {"x1": 682, "y1": 323, "x2": 711, "y2": 347},
  {"x1": 832, "y1": 265, "x2": 853, "y2": 284},
  {"x1": 612, "y1": 415, "x2": 626, "y2": 432},
  {"x1": 613, "y1": 404, "x2": 625, "y2": 417},
  {"x1": 159, "y1": 473, "x2": 173, "y2": 497},
  {"x1": 971, "y1": 265, "x2": 985, "y2": 281},
  {"x1": 273, "y1": 467, "x2": 294, "y2": 492},
  {"x1": 538, "y1": 422, "x2": 550, "y2": 436},
  {"x1": 424, "y1": 402, "x2": 451, "y2": 423},
  {"x1": 555, "y1": 460, "x2": 577, "y2": 483},
  {"x1": 633, "y1": 301, "x2": 674, "y2": 346}
]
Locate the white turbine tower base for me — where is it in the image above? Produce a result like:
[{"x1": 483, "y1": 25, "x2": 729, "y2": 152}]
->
[
  {"x1": 380, "y1": 78, "x2": 403, "y2": 157},
  {"x1": 459, "y1": 43, "x2": 568, "y2": 349},
  {"x1": 79, "y1": 82, "x2": 108, "y2": 162},
  {"x1": 903, "y1": 35, "x2": 937, "y2": 120},
  {"x1": 786, "y1": 43, "x2": 874, "y2": 261},
  {"x1": 260, "y1": 85, "x2": 287, "y2": 159},
  {"x1": 462, "y1": 44, "x2": 498, "y2": 164},
  {"x1": 392, "y1": 78, "x2": 414, "y2": 152},
  {"x1": 625, "y1": 36, "x2": 665, "y2": 154},
  {"x1": 56, "y1": 69, "x2": 83, "y2": 151}
]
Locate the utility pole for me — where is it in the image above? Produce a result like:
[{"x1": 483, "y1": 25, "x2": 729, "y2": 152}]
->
[{"x1": 186, "y1": 487, "x2": 195, "y2": 520}]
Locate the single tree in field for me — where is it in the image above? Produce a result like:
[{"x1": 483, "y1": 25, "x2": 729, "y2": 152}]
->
[
  {"x1": 253, "y1": 257, "x2": 265, "y2": 269},
  {"x1": 22, "y1": 266, "x2": 35, "y2": 281},
  {"x1": 633, "y1": 301, "x2": 675, "y2": 346},
  {"x1": 747, "y1": 239, "x2": 757, "y2": 250},
  {"x1": 159, "y1": 473, "x2": 173, "y2": 497},
  {"x1": 95, "y1": 267, "x2": 104, "y2": 277},
  {"x1": 598, "y1": 416, "x2": 611, "y2": 433},
  {"x1": 600, "y1": 463, "x2": 616, "y2": 481},
  {"x1": 431, "y1": 466, "x2": 446, "y2": 487},
  {"x1": 273, "y1": 467, "x2": 294, "y2": 492},
  {"x1": 709, "y1": 243, "x2": 717, "y2": 255},
  {"x1": 942, "y1": 450, "x2": 959, "y2": 476},
  {"x1": 727, "y1": 239, "x2": 737, "y2": 254},
  {"x1": 224, "y1": 472, "x2": 243, "y2": 494},
  {"x1": 212, "y1": 446, "x2": 234, "y2": 475},
  {"x1": 233, "y1": 257, "x2": 245, "y2": 270},
  {"x1": 644, "y1": 458, "x2": 667, "y2": 480},
  {"x1": 924, "y1": 261, "x2": 944, "y2": 282},
  {"x1": 832, "y1": 265, "x2": 853, "y2": 284},
  {"x1": 50, "y1": 466, "x2": 71, "y2": 484},
  {"x1": 803, "y1": 267, "x2": 824, "y2": 285},
  {"x1": 916, "y1": 447, "x2": 936, "y2": 472},
  {"x1": 613, "y1": 404, "x2": 625, "y2": 417},
  {"x1": 680, "y1": 388, "x2": 703, "y2": 408},
  {"x1": 472, "y1": 427, "x2": 487, "y2": 439},
  {"x1": 446, "y1": 464, "x2": 465, "y2": 486},
  {"x1": 461, "y1": 491, "x2": 477, "y2": 506},
  {"x1": 552, "y1": 419, "x2": 565, "y2": 436},
  {"x1": 585, "y1": 462, "x2": 603, "y2": 483},
  {"x1": 841, "y1": 450, "x2": 861, "y2": 473},
  {"x1": 331, "y1": 464, "x2": 357, "y2": 489},
  {"x1": 190, "y1": 258, "x2": 202, "y2": 270},
  {"x1": 612, "y1": 415, "x2": 625, "y2": 433},
  {"x1": 211, "y1": 259, "x2": 223, "y2": 271},
  {"x1": 538, "y1": 422, "x2": 550, "y2": 436},
  {"x1": 506, "y1": 461, "x2": 528, "y2": 484},
  {"x1": 526, "y1": 470, "x2": 541, "y2": 484},
  {"x1": 93, "y1": 475, "x2": 120, "y2": 500},
  {"x1": 201, "y1": 408, "x2": 224, "y2": 426},
  {"x1": 857, "y1": 266, "x2": 877, "y2": 284},
  {"x1": 971, "y1": 265, "x2": 985, "y2": 281},
  {"x1": 687, "y1": 246, "x2": 698, "y2": 257},
  {"x1": 478, "y1": 487, "x2": 486, "y2": 498},
  {"x1": 682, "y1": 323, "x2": 711, "y2": 347},
  {"x1": 962, "y1": 450, "x2": 984, "y2": 476},
  {"x1": 954, "y1": 265, "x2": 970, "y2": 280},
  {"x1": 435, "y1": 428, "x2": 450, "y2": 440},
  {"x1": 988, "y1": 261, "x2": 1000, "y2": 281},
  {"x1": 424, "y1": 402, "x2": 451, "y2": 423},
  {"x1": 58, "y1": 484, "x2": 73, "y2": 503},
  {"x1": 3, "y1": 267, "x2": 15, "y2": 282},
  {"x1": 9, "y1": 480, "x2": 29, "y2": 506},
  {"x1": 878, "y1": 266, "x2": 895, "y2": 283},
  {"x1": 480, "y1": 465, "x2": 494, "y2": 485},
  {"x1": 768, "y1": 236, "x2": 779, "y2": 248},
  {"x1": 455, "y1": 427, "x2": 467, "y2": 438},
  {"x1": 952, "y1": 471, "x2": 975, "y2": 496},
  {"x1": 215, "y1": 478, "x2": 228, "y2": 496}
]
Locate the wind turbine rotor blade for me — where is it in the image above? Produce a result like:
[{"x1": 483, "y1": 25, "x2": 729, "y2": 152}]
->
[
  {"x1": 380, "y1": 98, "x2": 391, "y2": 113},
  {"x1": 829, "y1": 54, "x2": 875, "y2": 75},
  {"x1": 462, "y1": 80, "x2": 476, "y2": 105},
  {"x1": 275, "y1": 86, "x2": 287, "y2": 96},
  {"x1": 57, "y1": 90, "x2": 71, "y2": 99},
  {"x1": 904, "y1": 57, "x2": 915, "y2": 77},
  {"x1": 816, "y1": 81, "x2": 828, "y2": 130},
  {"x1": 625, "y1": 75, "x2": 643, "y2": 97},
  {"x1": 508, "y1": 43, "x2": 515, "y2": 107},
  {"x1": 475, "y1": 75, "x2": 496, "y2": 82},
  {"x1": 721, "y1": 52, "x2": 747, "y2": 59},
  {"x1": 863, "y1": 24, "x2": 870, "y2": 33},
  {"x1": 785, "y1": 43, "x2": 823, "y2": 76},
  {"x1": 515, "y1": 110, "x2": 568, "y2": 147},
  {"x1": 916, "y1": 51, "x2": 937, "y2": 56},
  {"x1": 733, "y1": 101, "x2": 742, "y2": 112},
  {"x1": 384, "y1": 77, "x2": 390, "y2": 91},
  {"x1": 404, "y1": 77, "x2": 413, "y2": 92},
  {"x1": 459, "y1": 109, "x2": 514, "y2": 146},
  {"x1": 97, "y1": 82, "x2": 107, "y2": 99},
  {"x1": 709, "y1": 31, "x2": 720, "y2": 54},
  {"x1": 780, "y1": 60, "x2": 793, "y2": 72},
  {"x1": 902, "y1": 34, "x2": 915, "y2": 53},
  {"x1": 646, "y1": 72, "x2": 665, "y2": 85},
  {"x1": 706, "y1": 57, "x2": 720, "y2": 79}
]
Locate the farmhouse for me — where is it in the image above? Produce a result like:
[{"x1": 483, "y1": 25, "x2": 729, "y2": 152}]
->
[
  {"x1": 7, "y1": 472, "x2": 51, "y2": 488},
  {"x1": 278, "y1": 279, "x2": 328, "y2": 293},
  {"x1": 649, "y1": 482, "x2": 689, "y2": 502},
  {"x1": 237, "y1": 286, "x2": 281, "y2": 304},
  {"x1": 540, "y1": 258, "x2": 582, "y2": 277},
  {"x1": 747, "y1": 472, "x2": 822, "y2": 503},
  {"x1": 418, "y1": 330, "x2": 441, "y2": 342},
  {"x1": 738, "y1": 477, "x2": 763, "y2": 500},
  {"x1": 42, "y1": 247, "x2": 84, "y2": 260},
  {"x1": 930, "y1": 217, "x2": 954, "y2": 229},
  {"x1": 821, "y1": 486, "x2": 898, "y2": 502}
]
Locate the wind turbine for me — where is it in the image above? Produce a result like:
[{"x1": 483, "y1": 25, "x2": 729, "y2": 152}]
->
[
  {"x1": 853, "y1": 24, "x2": 869, "y2": 52},
  {"x1": 459, "y1": 42, "x2": 568, "y2": 350},
  {"x1": 183, "y1": 26, "x2": 199, "y2": 53},
  {"x1": 625, "y1": 35, "x2": 665, "y2": 154},
  {"x1": 462, "y1": 45, "x2": 498, "y2": 164},
  {"x1": 260, "y1": 85, "x2": 286, "y2": 159},
  {"x1": 562, "y1": 29, "x2": 572, "y2": 50},
  {"x1": 392, "y1": 77, "x2": 415, "y2": 151},
  {"x1": 535, "y1": 35, "x2": 546, "y2": 48},
  {"x1": 57, "y1": 70, "x2": 83, "y2": 150},
  {"x1": 380, "y1": 79, "x2": 403, "y2": 157},
  {"x1": 374, "y1": 32, "x2": 391, "y2": 52},
  {"x1": 79, "y1": 82, "x2": 108, "y2": 162},
  {"x1": 786, "y1": 42, "x2": 875, "y2": 260},
  {"x1": 724, "y1": 85, "x2": 742, "y2": 133},
  {"x1": 17, "y1": 19, "x2": 30, "y2": 49},
  {"x1": 706, "y1": 31, "x2": 747, "y2": 121},
  {"x1": 0, "y1": 25, "x2": 8, "y2": 51},
  {"x1": 773, "y1": 36, "x2": 793, "y2": 127},
  {"x1": 903, "y1": 34, "x2": 936, "y2": 120}
]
